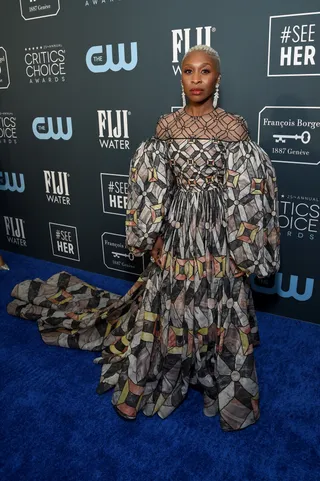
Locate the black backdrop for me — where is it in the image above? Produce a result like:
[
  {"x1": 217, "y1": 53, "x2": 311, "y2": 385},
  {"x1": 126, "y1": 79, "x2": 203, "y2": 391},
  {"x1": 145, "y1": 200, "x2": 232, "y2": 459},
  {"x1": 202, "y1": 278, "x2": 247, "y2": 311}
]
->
[{"x1": 0, "y1": 0, "x2": 319, "y2": 324}]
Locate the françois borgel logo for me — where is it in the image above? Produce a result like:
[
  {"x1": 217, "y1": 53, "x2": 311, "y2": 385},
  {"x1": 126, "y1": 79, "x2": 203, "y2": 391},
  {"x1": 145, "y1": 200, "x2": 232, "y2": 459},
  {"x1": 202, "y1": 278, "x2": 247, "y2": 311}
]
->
[
  {"x1": 86, "y1": 42, "x2": 138, "y2": 73},
  {"x1": 100, "y1": 173, "x2": 128, "y2": 215},
  {"x1": 0, "y1": 113, "x2": 17, "y2": 144},
  {"x1": 172, "y1": 26, "x2": 216, "y2": 75},
  {"x1": 0, "y1": 47, "x2": 10, "y2": 89},
  {"x1": 3, "y1": 216, "x2": 27, "y2": 247},
  {"x1": 279, "y1": 193, "x2": 319, "y2": 241},
  {"x1": 20, "y1": 0, "x2": 60, "y2": 21},
  {"x1": 44, "y1": 171, "x2": 71, "y2": 204},
  {"x1": 268, "y1": 11, "x2": 320, "y2": 76},
  {"x1": 49, "y1": 222, "x2": 80, "y2": 261},
  {"x1": 24, "y1": 45, "x2": 66, "y2": 84},
  {"x1": 0, "y1": 172, "x2": 25, "y2": 193},
  {"x1": 32, "y1": 117, "x2": 72, "y2": 140},
  {"x1": 258, "y1": 106, "x2": 320, "y2": 165},
  {"x1": 98, "y1": 110, "x2": 130, "y2": 149},
  {"x1": 101, "y1": 232, "x2": 144, "y2": 276}
]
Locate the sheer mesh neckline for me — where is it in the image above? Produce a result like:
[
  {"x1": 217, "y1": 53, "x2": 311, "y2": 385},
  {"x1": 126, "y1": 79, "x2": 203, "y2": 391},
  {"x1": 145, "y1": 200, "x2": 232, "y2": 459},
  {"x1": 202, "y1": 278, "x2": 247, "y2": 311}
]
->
[
  {"x1": 155, "y1": 108, "x2": 250, "y2": 142},
  {"x1": 182, "y1": 107, "x2": 217, "y2": 118}
]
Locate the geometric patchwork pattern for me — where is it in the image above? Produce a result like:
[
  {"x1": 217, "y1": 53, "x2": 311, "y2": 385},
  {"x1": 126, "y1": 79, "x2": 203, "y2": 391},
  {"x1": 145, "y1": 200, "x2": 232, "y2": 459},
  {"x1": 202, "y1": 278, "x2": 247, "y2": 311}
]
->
[{"x1": 7, "y1": 108, "x2": 280, "y2": 432}]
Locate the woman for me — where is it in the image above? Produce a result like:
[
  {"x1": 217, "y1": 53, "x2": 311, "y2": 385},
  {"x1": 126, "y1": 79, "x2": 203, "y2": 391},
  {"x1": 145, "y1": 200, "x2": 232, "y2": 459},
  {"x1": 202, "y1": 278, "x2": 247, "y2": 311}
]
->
[{"x1": 7, "y1": 45, "x2": 280, "y2": 431}]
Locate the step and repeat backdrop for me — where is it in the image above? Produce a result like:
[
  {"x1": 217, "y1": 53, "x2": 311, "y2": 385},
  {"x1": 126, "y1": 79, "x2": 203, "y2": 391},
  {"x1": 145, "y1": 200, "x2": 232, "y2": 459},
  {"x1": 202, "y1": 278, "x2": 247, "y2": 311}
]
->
[{"x1": 0, "y1": 0, "x2": 319, "y2": 324}]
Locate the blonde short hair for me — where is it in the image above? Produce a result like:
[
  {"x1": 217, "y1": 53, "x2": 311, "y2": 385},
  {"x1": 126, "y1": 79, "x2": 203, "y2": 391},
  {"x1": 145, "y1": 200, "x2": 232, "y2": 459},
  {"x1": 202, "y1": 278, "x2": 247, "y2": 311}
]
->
[{"x1": 182, "y1": 45, "x2": 221, "y2": 73}]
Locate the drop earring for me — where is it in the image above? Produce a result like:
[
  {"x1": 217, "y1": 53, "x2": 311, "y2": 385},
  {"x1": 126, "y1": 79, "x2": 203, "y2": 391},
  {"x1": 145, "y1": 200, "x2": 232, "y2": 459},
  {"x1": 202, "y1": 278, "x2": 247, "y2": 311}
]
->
[
  {"x1": 181, "y1": 83, "x2": 186, "y2": 107},
  {"x1": 213, "y1": 77, "x2": 221, "y2": 109}
]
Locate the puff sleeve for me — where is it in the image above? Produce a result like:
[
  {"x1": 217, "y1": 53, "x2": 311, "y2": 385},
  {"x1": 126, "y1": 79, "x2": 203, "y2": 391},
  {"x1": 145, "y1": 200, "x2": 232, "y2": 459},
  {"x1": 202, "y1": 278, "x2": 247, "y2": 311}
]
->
[
  {"x1": 225, "y1": 140, "x2": 280, "y2": 277},
  {"x1": 125, "y1": 138, "x2": 175, "y2": 256}
]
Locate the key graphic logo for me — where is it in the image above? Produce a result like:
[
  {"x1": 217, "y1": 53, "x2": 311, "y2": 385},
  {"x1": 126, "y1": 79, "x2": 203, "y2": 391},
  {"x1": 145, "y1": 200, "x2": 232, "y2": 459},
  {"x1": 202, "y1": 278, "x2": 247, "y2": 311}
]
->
[
  {"x1": 268, "y1": 12, "x2": 320, "y2": 76},
  {"x1": 20, "y1": 0, "x2": 61, "y2": 21},
  {"x1": 32, "y1": 117, "x2": 73, "y2": 140},
  {"x1": 101, "y1": 232, "x2": 145, "y2": 276},
  {"x1": 0, "y1": 172, "x2": 25, "y2": 193},
  {"x1": 0, "y1": 47, "x2": 10, "y2": 89},
  {"x1": 86, "y1": 42, "x2": 138, "y2": 73}
]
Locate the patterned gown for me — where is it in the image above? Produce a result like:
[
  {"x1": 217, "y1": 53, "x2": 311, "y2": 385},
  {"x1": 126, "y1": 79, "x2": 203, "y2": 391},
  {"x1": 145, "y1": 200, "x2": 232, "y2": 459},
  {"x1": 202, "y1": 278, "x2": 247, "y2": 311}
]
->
[{"x1": 7, "y1": 108, "x2": 280, "y2": 432}]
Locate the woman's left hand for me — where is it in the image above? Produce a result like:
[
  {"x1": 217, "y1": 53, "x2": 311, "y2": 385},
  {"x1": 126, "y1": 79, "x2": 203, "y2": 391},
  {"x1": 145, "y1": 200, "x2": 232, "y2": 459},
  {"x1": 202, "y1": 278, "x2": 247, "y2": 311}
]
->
[{"x1": 151, "y1": 236, "x2": 164, "y2": 266}]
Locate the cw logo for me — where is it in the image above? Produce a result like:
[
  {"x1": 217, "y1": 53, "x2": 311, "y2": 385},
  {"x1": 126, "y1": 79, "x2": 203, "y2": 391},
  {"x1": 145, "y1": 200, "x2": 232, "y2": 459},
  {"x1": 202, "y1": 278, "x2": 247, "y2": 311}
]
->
[
  {"x1": 32, "y1": 117, "x2": 73, "y2": 140},
  {"x1": 0, "y1": 172, "x2": 25, "y2": 193},
  {"x1": 251, "y1": 273, "x2": 314, "y2": 302},
  {"x1": 86, "y1": 42, "x2": 138, "y2": 73}
]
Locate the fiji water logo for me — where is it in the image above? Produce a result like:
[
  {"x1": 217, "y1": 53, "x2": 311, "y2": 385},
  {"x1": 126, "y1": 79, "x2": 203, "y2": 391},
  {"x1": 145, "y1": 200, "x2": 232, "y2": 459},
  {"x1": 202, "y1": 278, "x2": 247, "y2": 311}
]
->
[
  {"x1": 98, "y1": 110, "x2": 130, "y2": 149},
  {"x1": 172, "y1": 26, "x2": 216, "y2": 75},
  {"x1": 4, "y1": 216, "x2": 27, "y2": 246},
  {"x1": 44, "y1": 170, "x2": 70, "y2": 204},
  {"x1": 86, "y1": 42, "x2": 138, "y2": 73},
  {"x1": 32, "y1": 117, "x2": 73, "y2": 140},
  {"x1": 0, "y1": 172, "x2": 25, "y2": 193},
  {"x1": 251, "y1": 273, "x2": 314, "y2": 301}
]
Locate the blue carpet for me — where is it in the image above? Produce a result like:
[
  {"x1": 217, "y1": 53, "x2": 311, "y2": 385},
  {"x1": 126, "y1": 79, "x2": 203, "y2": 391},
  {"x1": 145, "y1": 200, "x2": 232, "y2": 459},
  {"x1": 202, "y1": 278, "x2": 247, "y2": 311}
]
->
[{"x1": 0, "y1": 250, "x2": 319, "y2": 481}]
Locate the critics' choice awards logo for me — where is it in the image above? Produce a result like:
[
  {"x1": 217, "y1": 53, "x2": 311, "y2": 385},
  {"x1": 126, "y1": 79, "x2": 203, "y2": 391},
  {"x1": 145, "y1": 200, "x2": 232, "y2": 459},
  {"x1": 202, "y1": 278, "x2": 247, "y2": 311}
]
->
[
  {"x1": 101, "y1": 232, "x2": 144, "y2": 276},
  {"x1": 44, "y1": 171, "x2": 70, "y2": 204},
  {"x1": 100, "y1": 173, "x2": 128, "y2": 215},
  {"x1": 85, "y1": 0, "x2": 121, "y2": 6},
  {"x1": 172, "y1": 26, "x2": 216, "y2": 75},
  {"x1": 24, "y1": 45, "x2": 66, "y2": 84},
  {"x1": 279, "y1": 193, "x2": 319, "y2": 241},
  {"x1": 49, "y1": 223, "x2": 80, "y2": 261},
  {"x1": 98, "y1": 110, "x2": 130, "y2": 149},
  {"x1": 32, "y1": 117, "x2": 72, "y2": 140},
  {"x1": 20, "y1": 0, "x2": 60, "y2": 21},
  {"x1": 268, "y1": 11, "x2": 320, "y2": 76},
  {"x1": 86, "y1": 42, "x2": 138, "y2": 73},
  {"x1": 3, "y1": 217, "x2": 27, "y2": 247},
  {"x1": 258, "y1": 106, "x2": 320, "y2": 166},
  {"x1": 251, "y1": 273, "x2": 314, "y2": 302},
  {"x1": 0, "y1": 47, "x2": 10, "y2": 89},
  {"x1": 0, "y1": 172, "x2": 25, "y2": 193},
  {"x1": 0, "y1": 113, "x2": 17, "y2": 144}
]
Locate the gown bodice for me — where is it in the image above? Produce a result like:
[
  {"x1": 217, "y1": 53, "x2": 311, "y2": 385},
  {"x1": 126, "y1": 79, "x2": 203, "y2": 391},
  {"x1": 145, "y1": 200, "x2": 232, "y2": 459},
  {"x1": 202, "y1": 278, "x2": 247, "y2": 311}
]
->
[
  {"x1": 160, "y1": 138, "x2": 229, "y2": 192},
  {"x1": 153, "y1": 107, "x2": 253, "y2": 192},
  {"x1": 125, "y1": 108, "x2": 281, "y2": 278}
]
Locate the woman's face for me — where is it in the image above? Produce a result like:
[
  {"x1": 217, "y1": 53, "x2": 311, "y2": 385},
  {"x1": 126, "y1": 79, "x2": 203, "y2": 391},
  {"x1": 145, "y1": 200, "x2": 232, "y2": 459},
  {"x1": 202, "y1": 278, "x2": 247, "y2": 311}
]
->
[{"x1": 181, "y1": 51, "x2": 219, "y2": 104}]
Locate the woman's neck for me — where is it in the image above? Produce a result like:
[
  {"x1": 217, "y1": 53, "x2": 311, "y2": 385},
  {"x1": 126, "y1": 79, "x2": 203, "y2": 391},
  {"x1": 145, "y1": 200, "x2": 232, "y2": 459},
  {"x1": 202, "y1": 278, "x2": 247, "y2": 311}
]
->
[{"x1": 184, "y1": 100, "x2": 215, "y2": 117}]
